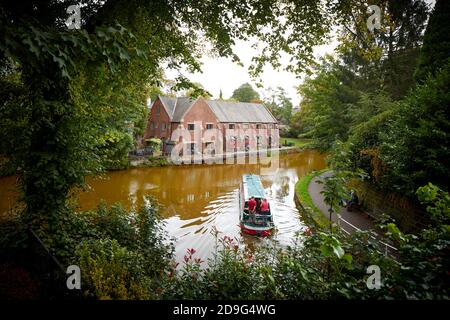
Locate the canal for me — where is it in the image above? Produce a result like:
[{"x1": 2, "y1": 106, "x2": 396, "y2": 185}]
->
[{"x1": 0, "y1": 150, "x2": 326, "y2": 263}]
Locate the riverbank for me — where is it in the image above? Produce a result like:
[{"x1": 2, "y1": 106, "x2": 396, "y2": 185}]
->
[
  {"x1": 294, "y1": 169, "x2": 331, "y2": 229},
  {"x1": 129, "y1": 145, "x2": 309, "y2": 168},
  {"x1": 295, "y1": 169, "x2": 382, "y2": 233}
]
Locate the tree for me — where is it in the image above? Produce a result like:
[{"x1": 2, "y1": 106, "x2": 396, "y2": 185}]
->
[
  {"x1": 334, "y1": 0, "x2": 429, "y2": 99},
  {"x1": 184, "y1": 82, "x2": 211, "y2": 99},
  {"x1": 297, "y1": 56, "x2": 360, "y2": 150},
  {"x1": 231, "y1": 83, "x2": 260, "y2": 102},
  {"x1": 379, "y1": 60, "x2": 450, "y2": 196},
  {"x1": 414, "y1": 0, "x2": 450, "y2": 82},
  {"x1": 264, "y1": 87, "x2": 293, "y2": 126},
  {"x1": 0, "y1": 0, "x2": 350, "y2": 249}
]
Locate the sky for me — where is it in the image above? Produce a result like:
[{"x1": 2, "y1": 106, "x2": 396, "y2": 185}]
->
[
  {"x1": 166, "y1": 37, "x2": 339, "y2": 107},
  {"x1": 165, "y1": 0, "x2": 435, "y2": 107}
]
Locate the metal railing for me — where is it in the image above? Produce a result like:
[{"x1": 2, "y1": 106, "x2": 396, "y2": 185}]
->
[
  {"x1": 295, "y1": 196, "x2": 398, "y2": 259},
  {"x1": 27, "y1": 224, "x2": 82, "y2": 300},
  {"x1": 337, "y1": 216, "x2": 398, "y2": 258}
]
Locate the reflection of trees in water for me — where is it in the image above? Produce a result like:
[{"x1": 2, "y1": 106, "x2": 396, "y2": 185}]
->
[
  {"x1": 78, "y1": 151, "x2": 325, "y2": 219},
  {"x1": 273, "y1": 175, "x2": 291, "y2": 200}
]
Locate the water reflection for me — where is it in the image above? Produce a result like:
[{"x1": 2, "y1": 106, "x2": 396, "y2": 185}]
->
[{"x1": 0, "y1": 150, "x2": 326, "y2": 263}]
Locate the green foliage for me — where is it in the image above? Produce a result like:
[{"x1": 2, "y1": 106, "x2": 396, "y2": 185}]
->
[
  {"x1": 414, "y1": 0, "x2": 450, "y2": 83},
  {"x1": 381, "y1": 184, "x2": 450, "y2": 299},
  {"x1": 264, "y1": 87, "x2": 293, "y2": 125},
  {"x1": 98, "y1": 130, "x2": 133, "y2": 170},
  {"x1": 0, "y1": 0, "x2": 341, "y2": 251},
  {"x1": 416, "y1": 183, "x2": 450, "y2": 225},
  {"x1": 231, "y1": 83, "x2": 260, "y2": 102},
  {"x1": 184, "y1": 82, "x2": 212, "y2": 99},
  {"x1": 379, "y1": 60, "x2": 450, "y2": 196},
  {"x1": 146, "y1": 156, "x2": 169, "y2": 167},
  {"x1": 72, "y1": 198, "x2": 173, "y2": 299},
  {"x1": 77, "y1": 239, "x2": 152, "y2": 299},
  {"x1": 298, "y1": 56, "x2": 360, "y2": 151}
]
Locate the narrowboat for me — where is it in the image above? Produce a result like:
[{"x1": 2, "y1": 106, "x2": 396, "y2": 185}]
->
[{"x1": 239, "y1": 174, "x2": 274, "y2": 237}]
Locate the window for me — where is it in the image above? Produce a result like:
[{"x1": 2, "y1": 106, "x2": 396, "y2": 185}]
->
[
  {"x1": 256, "y1": 124, "x2": 261, "y2": 129},
  {"x1": 190, "y1": 143, "x2": 196, "y2": 154},
  {"x1": 229, "y1": 124, "x2": 235, "y2": 129},
  {"x1": 161, "y1": 123, "x2": 166, "y2": 131},
  {"x1": 188, "y1": 123, "x2": 195, "y2": 130},
  {"x1": 155, "y1": 122, "x2": 158, "y2": 129},
  {"x1": 243, "y1": 123, "x2": 249, "y2": 129},
  {"x1": 156, "y1": 105, "x2": 160, "y2": 116},
  {"x1": 206, "y1": 123, "x2": 213, "y2": 130},
  {"x1": 150, "y1": 122, "x2": 154, "y2": 129},
  {"x1": 205, "y1": 142, "x2": 215, "y2": 155},
  {"x1": 268, "y1": 124, "x2": 272, "y2": 129}
]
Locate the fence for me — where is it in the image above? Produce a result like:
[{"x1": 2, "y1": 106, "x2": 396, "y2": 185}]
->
[
  {"x1": 295, "y1": 196, "x2": 398, "y2": 259},
  {"x1": 27, "y1": 224, "x2": 82, "y2": 300}
]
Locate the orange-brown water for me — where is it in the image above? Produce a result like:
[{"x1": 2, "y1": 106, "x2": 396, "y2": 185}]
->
[{"x1": 0, "y1": 150, "x2": 326, "y2": 263}]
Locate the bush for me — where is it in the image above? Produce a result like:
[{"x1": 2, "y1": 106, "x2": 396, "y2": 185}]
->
[
  {"x1": 72, "y1": 198, "x2": 174, "y2": 299},
  {"x1": 146, "y1": 156, "x2": 169, "y2": 167},
  {"x1": 76, "y1": 239, "x2": 152, "y2": 299}
]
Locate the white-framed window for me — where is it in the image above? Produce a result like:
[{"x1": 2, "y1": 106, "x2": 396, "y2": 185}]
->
[
  {"x1": 257, "y1": 136, "x2": 262, "y2": 146},
  {"x1": 189, "y1": 142, "x2": 196, "y2": 153},
  {"x1": 229, "y1": 123, "x2": 235, "y2": 129},
  {"x1": 242, "y1": 123, "x2": 249, "y2": 129},
  {"x1": 188, "y1": 123, "x2": 195, "y2": 131},
  {"x1": 268, "y1": 124, "x2": 272, "y2": 129},
  {"x1": 256, "y1": 124, "x2": 261, "y2": 129},
  {"x1": 206, "y1": 123, "x2": 214, "y2": 130}
]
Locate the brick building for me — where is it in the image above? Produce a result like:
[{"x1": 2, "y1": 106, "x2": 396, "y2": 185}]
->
[{"x1": 144, "y1": 96, "x2": 279, "y2": 156}]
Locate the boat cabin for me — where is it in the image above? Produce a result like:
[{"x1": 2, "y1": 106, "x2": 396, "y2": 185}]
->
[{"x1": 239, "y1": 174, "x2": 274, "y2": 236}]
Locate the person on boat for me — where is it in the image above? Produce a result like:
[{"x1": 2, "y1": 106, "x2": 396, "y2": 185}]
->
[
  {"x1": 256, "y1": 198, "x2": 261, "y2": 213},
  {"x1": 248, "y1": 196, "x2": 257, "y2": 223},
  {"x1": 260, "y1": 198, "x2": 270, "y2": 215},
  {"x1": 248, "y1": 196, "x2": 256, "y2": 213}
]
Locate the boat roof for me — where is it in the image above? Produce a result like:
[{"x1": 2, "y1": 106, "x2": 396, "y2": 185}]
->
[{"x1": 242, "y1": 174, "x2": 265, "y2": 199}]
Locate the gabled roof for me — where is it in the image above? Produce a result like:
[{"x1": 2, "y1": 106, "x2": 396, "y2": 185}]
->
[
  {"x1": 158, "y1": 96, "x2": 177, "y2": 117},
  {"x1": 153, "y1": 96, "x2": 277, "y2": 124},
  {"x1": 172, "y1": 97, "x2": 195, "y2": 121}
]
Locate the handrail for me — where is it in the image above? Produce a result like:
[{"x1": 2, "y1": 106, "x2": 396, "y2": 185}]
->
[
  {"x1": 27, "y1": 224, "x2": 66, "y2": 273},
  {"x1": 337, "y1": 216, "x2": 398, "y2": 257}
]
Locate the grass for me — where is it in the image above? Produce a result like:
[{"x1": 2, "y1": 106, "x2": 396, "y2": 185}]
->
[
  {"x1": 280, "y1": 137, "x2": 312, "y2": 148},
  {"x1": 294, "y1": 168, "x2": 331, "y2": 229}
]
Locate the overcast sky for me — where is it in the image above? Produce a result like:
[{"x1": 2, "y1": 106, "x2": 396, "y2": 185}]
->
[
  {"x1": 166, "y1": 0, "x2": 435, "y2": 107},
  {"x1": 166, "y1": 37, "x2": 338, "y2": 107}
]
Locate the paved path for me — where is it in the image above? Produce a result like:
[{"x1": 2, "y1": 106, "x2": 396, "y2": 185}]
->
[{"x1": 308, "y1": 171, "x2": 374, "y2": 234}]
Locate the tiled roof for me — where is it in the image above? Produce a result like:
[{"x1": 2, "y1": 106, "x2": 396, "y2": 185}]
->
[
  {"x1": 206, "y1": 100, "x2": 277, "y2": 123},
  {"x1": 159, "y1": 96, "x2": 177, "y2": 116},
  {"x1": 171, "y1": 97, "x2": 195, "y2": 121},
  {"x1": 154, "y1": 96, "x2": 277, "y2": 124}
]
